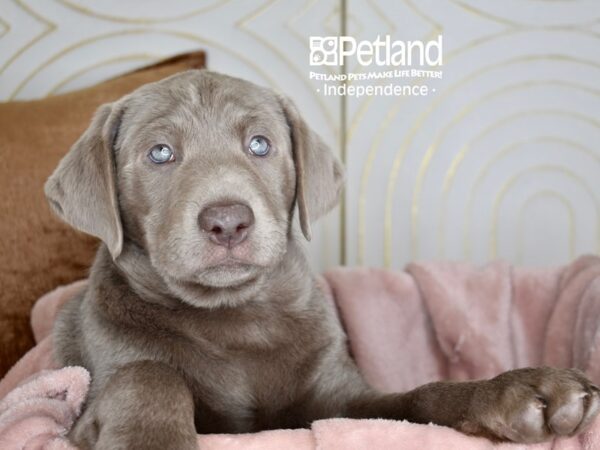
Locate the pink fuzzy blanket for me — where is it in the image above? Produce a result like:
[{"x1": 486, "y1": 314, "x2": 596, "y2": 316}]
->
[{"x1": 1, "y1": 256, "x2": 600, "y2": 449}]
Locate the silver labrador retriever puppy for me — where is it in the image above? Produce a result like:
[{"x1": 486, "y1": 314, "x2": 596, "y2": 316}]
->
[{"x1": 45, "y1": 70, "x2": 599, "y2": 449}]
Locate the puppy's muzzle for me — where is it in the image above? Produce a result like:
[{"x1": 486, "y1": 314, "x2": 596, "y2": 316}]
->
[{"x1": 198, "y1": 202, "x2": 255, "y2": 248}]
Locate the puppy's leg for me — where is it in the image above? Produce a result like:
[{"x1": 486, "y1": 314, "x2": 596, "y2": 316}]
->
[
  {"x1": 71, "y1": 361, "x2": 197, "y2": 450},
  {"x1": 345, "y1": 367, "x2": 599, "y2": 443}
]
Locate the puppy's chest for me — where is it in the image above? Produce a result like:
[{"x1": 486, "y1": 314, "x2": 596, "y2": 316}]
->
[{"x1": 178, "y1": 314, "x2": 322, "y2": 427}]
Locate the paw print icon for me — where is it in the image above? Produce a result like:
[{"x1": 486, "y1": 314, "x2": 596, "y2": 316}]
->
[{"x1": 310, "y1": 37, "x2": 338, "y2": 66}]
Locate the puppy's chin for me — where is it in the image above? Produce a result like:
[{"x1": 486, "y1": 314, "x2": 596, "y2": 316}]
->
[
  {"x1": 162, "y1": 264, "x2": 267, "y2": 309},
  {"x1": 196, "y1": 263, "x2": 260, "y2": 288}
]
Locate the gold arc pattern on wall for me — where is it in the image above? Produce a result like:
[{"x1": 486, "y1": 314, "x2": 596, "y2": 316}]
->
[
  {"x1": 46, "y1": 54, "x2": 158, "y2": 96},
  {"x1": 381, "y1": 55, "x2": 599, "y2": 267},
  {"x1": 285, "y1": 0, "x2": 341, "y2": 79},
  {"x1": 463, "y1": 128, "x2": 600, "y2": 259},
  {"x1": 443, "y1": 118, "x2": 600, "y2": 195},
  {"x1": 356, "y1": 30, "x2": 600, "y2": 264},
  {"x1": 409, "y1": 79, "x2": 599, "y2": 262},
  {"x1": 8, "y1": 28, "x2": 283, "y2": 100},
  {"x1": 288, "y1": 2, "x2": 328, "y2": 80},
  {"x1": 1, "y1": 0, "x2": 57, "y2": 74},
  {"x1": 0, "y1": 16, "x2": 11, "y2": 39},
  {"x1": 360, "y1": 0, "x2": 599, "y2": 266},
  {"x1": 443, "y1": 116, "x2": 600, "y2": 257},
  {"x1": 56, "y1": 0, "x2": 232, "y2": 24},
  {"x1": 450, "y1": 0, "x2": 600, "y2": 29}
]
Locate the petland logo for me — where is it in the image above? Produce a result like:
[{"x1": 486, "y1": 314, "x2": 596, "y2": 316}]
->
[
  {"x1": 310, "y1": 35, "x2": 443, "y2": 67},
  {"x1": 309, "y1": 35, "x2": 443, "y2": 97}
]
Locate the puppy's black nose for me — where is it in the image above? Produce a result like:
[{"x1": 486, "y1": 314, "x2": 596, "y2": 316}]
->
[{"x1": 198, "y1": 203, "x2": 255, "y2": 248}]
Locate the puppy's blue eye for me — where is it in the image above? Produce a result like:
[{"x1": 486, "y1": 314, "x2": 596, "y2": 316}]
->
[
  {"x1": 248, "y1": 136, "x2": 270, "y2": 156},
  {"x1": 148, "y1": 144, "x2": 174, "y2": 164}
]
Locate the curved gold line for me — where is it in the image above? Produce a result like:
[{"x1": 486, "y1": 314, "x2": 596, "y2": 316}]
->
[
  {"x1": 357, "y1": 101, "x2": 405, "y2": 264},
  {"x1": 285, "y1": 0, "x2": 319, "y2": 47},
  {"x1": 490, "y1": 165, "x2": 600, "y2": 257},
  {"x1": 56, "y1": 0, "x2": 231, "y2": 24},
  {"x1": 401, "y1": 0, "x2": 443, "y2": 30},
  {"x1": 450, "y1": 0, "x2": 600, "y2": 29},
  {"x1": 339, "y1": 11, "x2": 365, "y2": 36},
  {"x1": 284, "y1": 0, "x2": 342, "y2": 77},
  {"x1": 516, "y1": 190, "x2": 576, "y2": 264},
  {"x1": 366, "y1": 0, "x2": 397, "y2": 32},
  {"x1": 411, "y1": 80, "x2": 598, "y2": 260},
  {"x1": 235, "y1": 0, "x2": 338, "y2": 135},
  {"x1": 348, "y1": 0, "x2": 436, "y2": 83},
  {"x1": 0, "y1": 15, "x2": 11, "y2": 39},
  {"x1": 447, "y1": 27, "x2": 600, "y2": 62},
  {"x1": 234, "y1": 0, "x2": 276, "y2": 26},
  {"x1": 382, "y1": 54, "x2": 600, "y2": 267},
  {"x1": 9, "y1": 28, "x2": 280, "y2": 100},
  {"x1": 1, "y1": 0, "x2": 57, "y2": 74},
  {"x1": 461, "y1": 131, "x2": 600, "y2": 258},
  {"x1": 45, "y1": 53, "x2": 157, "y2": 96},
  {"x1": 285, "y1": 0, "x2": 395, "y2": 79},
  {"x1": 14, "y1": 0, "x2": 54, "y2": 27}
]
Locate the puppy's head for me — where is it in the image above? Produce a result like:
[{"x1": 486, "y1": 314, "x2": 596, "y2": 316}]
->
[{"x1": 45, "y1": 70, "x2": 343, "y2": 302}]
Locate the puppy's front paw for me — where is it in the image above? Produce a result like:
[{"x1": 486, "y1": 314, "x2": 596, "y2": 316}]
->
[{"x1": 468, "y1": 367, "x2": 599, "y2": 443}]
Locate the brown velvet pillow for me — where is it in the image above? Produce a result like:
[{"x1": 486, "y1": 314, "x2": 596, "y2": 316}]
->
[{"x1": 0, "y1": 51, "x2": 205, "y2": 376}]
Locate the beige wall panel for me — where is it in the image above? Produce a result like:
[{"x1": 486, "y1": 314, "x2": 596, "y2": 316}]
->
[{"x1": 345, "y1": 0, "x2": 600, "y2": 268}]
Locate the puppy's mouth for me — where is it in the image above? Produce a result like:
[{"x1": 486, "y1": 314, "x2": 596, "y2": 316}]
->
[
  {"x1": 205, "y1": 256, "x2": 255, "y2": 269},
  {"x1": 162, "y1": 259, "x2": 261, "y2": 291}
]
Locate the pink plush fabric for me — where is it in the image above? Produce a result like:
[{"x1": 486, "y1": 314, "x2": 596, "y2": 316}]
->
[
  {"x1": 326, "y1": 256, "x2": 600, "y2": 394},
  {"x1": 1, "y1": 256, "x2": 599, "y2": 449},
  {"x1": 0, "y1": 367, "x2": 89, "y2": 449}
]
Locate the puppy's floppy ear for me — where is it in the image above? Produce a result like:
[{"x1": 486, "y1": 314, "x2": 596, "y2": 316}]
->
[
  {"x1": 45, "y1": 102, "x2": 124, "y2": 259},
  {"x1": 278, "y1": 95, "x2": 344, "y2": 241}
]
